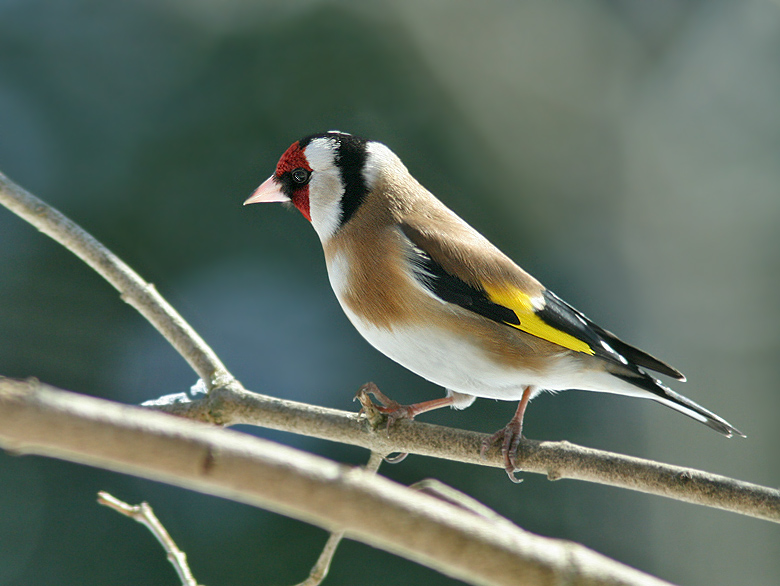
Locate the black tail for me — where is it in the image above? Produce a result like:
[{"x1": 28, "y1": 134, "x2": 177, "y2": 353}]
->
[{"x1": 611, "y1": 369, "x2": 745, "y2": 438}]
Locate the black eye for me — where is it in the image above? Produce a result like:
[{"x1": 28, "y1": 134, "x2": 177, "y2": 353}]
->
[{"x1": 290, "y1": 167, "x2": 310, "y2": 185}]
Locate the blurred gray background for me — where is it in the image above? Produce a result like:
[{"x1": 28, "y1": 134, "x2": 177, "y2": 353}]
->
[{"x1": 1, "y1": 1, "x2": 778, "y2": 585}]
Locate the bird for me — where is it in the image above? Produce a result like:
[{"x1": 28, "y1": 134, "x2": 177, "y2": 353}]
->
[{"x1": 244, "y1": 131, "x2": 745, "y2": 481}]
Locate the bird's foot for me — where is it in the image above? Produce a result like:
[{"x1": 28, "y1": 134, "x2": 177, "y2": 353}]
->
[
  {"x1": 356, "y1": 382, "x2": 460, "y2": 463},
  {"x1": 480, "y1": 420, "x2": 525, "y2": 484},
  {"x1": 355, "y1": 382, "x2": 418, "y2": 428},
  {"x1": 354, "y1": 382, "x2": 412, "y2": 463}
]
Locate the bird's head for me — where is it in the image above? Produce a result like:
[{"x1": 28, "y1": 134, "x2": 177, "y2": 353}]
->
[{"x1": 245, "y1": 131, "x2": 400, "y2": 242}]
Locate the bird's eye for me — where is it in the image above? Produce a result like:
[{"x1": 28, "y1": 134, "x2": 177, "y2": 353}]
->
[{"x1": 291, "y1": 168, "x2": 310, "y2": 185}]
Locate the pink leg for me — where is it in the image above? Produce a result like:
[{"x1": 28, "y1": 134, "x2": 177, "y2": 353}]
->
[{"x1": 480, "y1": 385, "x2": 533, "y2": 483}]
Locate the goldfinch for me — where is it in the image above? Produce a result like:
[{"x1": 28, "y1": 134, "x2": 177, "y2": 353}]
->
[{"x1": 244, "y1": 131, "x2": 744, "y2": 481}]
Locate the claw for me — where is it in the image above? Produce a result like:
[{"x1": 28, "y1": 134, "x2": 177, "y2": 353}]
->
[
  {"x1": 355, "y1": 383, "x2": 386, "y2": 429},
  {"x1": 480, "y1": 385, "x2": 533, "y2": 483},
  {"x1": 354, "y1": 382, "x2": 416, "y2": 435},
  {"x1": 356, "y1": 381, "x2": 401, "y2": 412},
  {"x1": 361, "y1": 383, "x2": 412, "y2": 433},
  {"x1": 354, "y1": 384, "x2": 411, "y2": 463},
  {"x1": 383, "y1": 452, "x2": 409, "y2": 464},
  {"x1": 481, "y1": 423, "x2": 524, "y2": 483}
]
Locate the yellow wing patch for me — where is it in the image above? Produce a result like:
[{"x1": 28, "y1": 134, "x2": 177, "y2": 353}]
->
[{"x1": 483, "y1": 284, "x2": 595, "y2": 355}]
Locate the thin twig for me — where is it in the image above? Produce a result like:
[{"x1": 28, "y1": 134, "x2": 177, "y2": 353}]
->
[
  {"x1": 0, "y1": 171, "x2": 231, "y2": 389},
  {"x1": 410, "y1": 479, "x2": 519, "y2": 530},
  {"x1": 97, "y1": 491, "x2": 201, "y2": 586},
  {"x1": 293, "y1": 452, "x2": 384, "y2": 586},
  {"x1": 0, "y1": 379, "x2": 674, "y2": 586},
  {"x1": 296, "y1": 531, "x2": 345, "y2": 586}
]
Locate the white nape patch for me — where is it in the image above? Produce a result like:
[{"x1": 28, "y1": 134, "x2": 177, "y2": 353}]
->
[
  {"x1": 305, "y1": 138, "x2": 345, "y2": 242},
  {"x1": 362, "y1": 140, "x2": 406, "y2": 191}
]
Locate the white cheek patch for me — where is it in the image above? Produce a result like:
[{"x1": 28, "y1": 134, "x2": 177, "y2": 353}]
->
[
  {"x1": 308, "y1": 170, "x2": 344, "y2": 241},
  {"x1": 304, "y1": 138, "x2": 344, "y2": 242}
]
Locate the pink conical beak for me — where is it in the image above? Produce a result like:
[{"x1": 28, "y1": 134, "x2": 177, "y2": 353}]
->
[{"x1": 243, "y1": 175, "x2": 289, "y2": 205}]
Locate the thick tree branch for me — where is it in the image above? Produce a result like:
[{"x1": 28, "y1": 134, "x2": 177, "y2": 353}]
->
[
  {"x1": 0, "y1": 378, "x2": 673, "y2": 586},
  {"x1": 150, "y1": 382, "x2": 780, "y2": 524}
]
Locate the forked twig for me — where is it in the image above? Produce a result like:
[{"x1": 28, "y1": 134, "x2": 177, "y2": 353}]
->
[{"x1": 97, "y1": 491, "x2": 201, "y2": 586}]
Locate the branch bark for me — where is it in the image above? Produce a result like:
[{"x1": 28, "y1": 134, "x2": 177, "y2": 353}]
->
[
  {"x1": 150, "y1": 381, "x2": 780, "y2": 524},
  {"x1": 0, "y1": 378, "x2": 673, "y2": 586}
]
